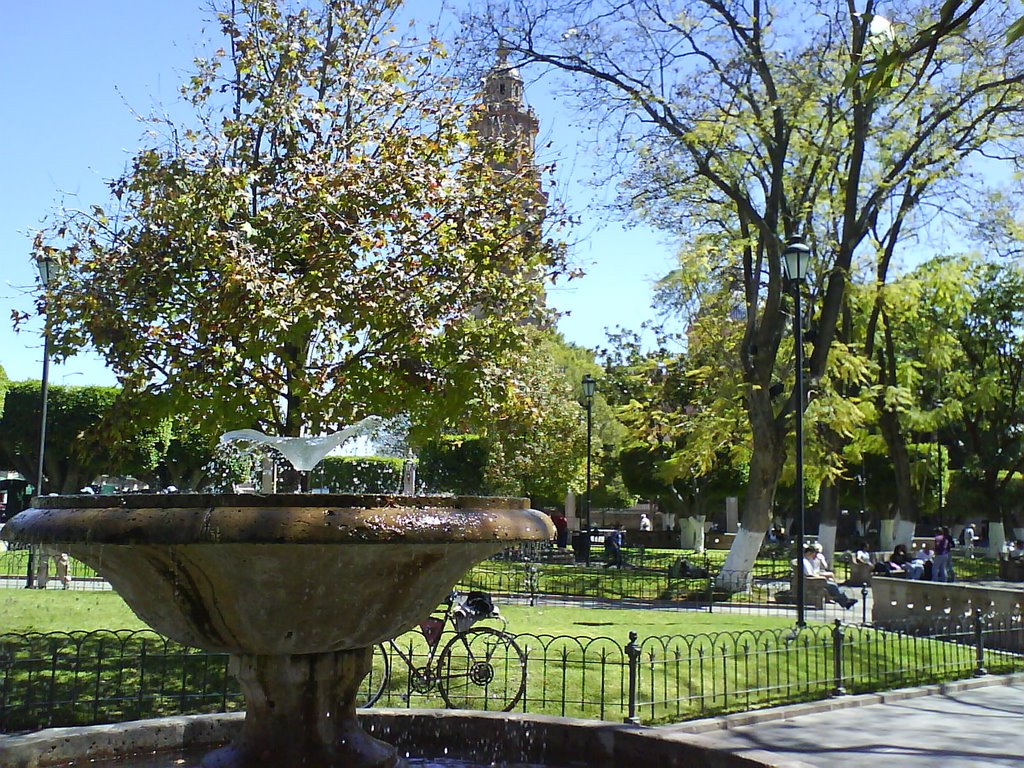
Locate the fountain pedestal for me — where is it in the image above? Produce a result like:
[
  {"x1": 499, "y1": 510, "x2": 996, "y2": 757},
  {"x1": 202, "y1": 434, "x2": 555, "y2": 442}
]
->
[
  {"x1": 2, "y1": 493, "x2": 554, "y2": 768},
  {"x1": 204, "y1": 649, "x2": 395, "y2": 768}
]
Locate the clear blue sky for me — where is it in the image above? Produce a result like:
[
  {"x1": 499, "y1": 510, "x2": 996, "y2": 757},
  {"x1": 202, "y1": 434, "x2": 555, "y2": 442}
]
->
[{"x1": 0, "y1": 1, "x2": 677, "y2": 387}]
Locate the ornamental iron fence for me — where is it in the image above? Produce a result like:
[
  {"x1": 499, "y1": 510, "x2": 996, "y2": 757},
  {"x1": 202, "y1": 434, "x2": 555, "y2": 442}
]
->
[{"x1": 3, "y1": 612, "x2": 1022, "y2": 735}]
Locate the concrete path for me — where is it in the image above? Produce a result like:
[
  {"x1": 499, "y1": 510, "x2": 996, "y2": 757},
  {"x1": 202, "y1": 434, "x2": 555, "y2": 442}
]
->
[{"x1": 661, "y1": 674, "x2": 1024, "y2": 767}]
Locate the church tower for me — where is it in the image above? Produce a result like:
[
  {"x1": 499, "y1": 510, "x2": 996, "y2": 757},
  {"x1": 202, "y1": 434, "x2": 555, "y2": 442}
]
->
[
  {"x1": 472, "y1": 44, "x2": 548, "y2": 212},
  {"x1": 469, "y1": 44, "x2": 550, "y2": 322}
]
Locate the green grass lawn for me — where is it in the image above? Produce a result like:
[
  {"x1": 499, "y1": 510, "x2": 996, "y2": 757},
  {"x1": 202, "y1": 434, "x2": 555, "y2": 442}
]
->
[
  {"x1": 2, "y1": 585, "x2": 1014, "y2": 731},
  {"x1": 1, "y1": 590, "x2": 151, "y2": 634},
  {"x1": 0, "y1": 587, "x2": 793, "y2": 637},
  {"x1": 0, "y1": 587, "x2": 802, "y2": 731}
]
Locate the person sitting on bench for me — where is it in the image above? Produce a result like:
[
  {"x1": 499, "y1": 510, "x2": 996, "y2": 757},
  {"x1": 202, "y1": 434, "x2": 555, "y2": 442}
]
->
[{"x1": 802, "y1": 546, "x2": 857, "y2": 609}]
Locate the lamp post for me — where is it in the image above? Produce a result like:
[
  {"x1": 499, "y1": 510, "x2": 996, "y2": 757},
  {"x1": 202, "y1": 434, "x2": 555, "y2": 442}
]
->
[
  {"x1": 28, "y1": 252, "x2": 57, "y2": 589},
  {"x1": 582, "y1": 374, "x2": 597, "y2": 565},
  {"x1": 782, "y1": 236, "x2": 811, "y2": 626}
]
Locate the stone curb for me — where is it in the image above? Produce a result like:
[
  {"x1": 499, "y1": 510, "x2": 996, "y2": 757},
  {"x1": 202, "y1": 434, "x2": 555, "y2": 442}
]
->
[
  {"x1": 4, "y1": 675, "x2": 1023, "y2": 768},
  {"x1": 655, "y1": 671, "x2": 1024, "y2": 736}
]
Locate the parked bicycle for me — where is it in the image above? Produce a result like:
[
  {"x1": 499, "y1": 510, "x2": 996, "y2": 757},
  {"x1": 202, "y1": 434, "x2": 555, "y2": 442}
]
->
[{"x1": 359, "y1": 591, "x2": 526, "y2": 712}]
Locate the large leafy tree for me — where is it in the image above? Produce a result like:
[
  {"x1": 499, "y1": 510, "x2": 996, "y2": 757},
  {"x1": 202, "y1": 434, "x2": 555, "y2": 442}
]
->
[
  {"x1": 603, "y1": 324, "x2": 748, "y2": 517},
  {"x1": 0, "y1": 383, "x2": 160, "y2": 493},
  {"x1": 480, "y1": 332, "x2": 589, "y2": 505},
  {"x1": 474, "y1": 0, "x2": 1024, "y2": 580},
  {"x1": 943, "y1": 258, "x2": 1024, "y2": 533},
  {"x1": 25, "y1": 0, "x2": 560, "y2": 442}
]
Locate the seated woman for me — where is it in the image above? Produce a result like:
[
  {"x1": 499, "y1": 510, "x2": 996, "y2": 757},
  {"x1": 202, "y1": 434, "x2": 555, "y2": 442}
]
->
[
  {"x1": 889, "y1": 543, "x2": 912, "y2": 574},
  {"x1": 874, "y1": 544, "x2": 910, "y2": 576},
  {"x1": 802, "y1": 547, "x2": 857, "y2": 609}
]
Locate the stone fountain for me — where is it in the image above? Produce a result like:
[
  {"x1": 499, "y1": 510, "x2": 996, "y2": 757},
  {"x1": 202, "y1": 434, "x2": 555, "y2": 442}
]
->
[{"x1": 2, "y1": 482, "x2": 553, "y2": 767}]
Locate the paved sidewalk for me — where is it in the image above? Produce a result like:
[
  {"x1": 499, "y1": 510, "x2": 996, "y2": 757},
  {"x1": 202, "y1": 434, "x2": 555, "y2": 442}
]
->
[{"x1": 660, "y1": 675, "x2": 1024, "y2": 767}]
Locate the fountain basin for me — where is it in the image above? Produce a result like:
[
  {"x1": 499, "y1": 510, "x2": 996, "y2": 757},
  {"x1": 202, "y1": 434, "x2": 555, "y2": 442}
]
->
[
  {"x1": 2, "y1": 494, "x2": 554, "y2": 768},
  {"x1": 0, "y1": 709, "x2": 781, "y2": 768}
]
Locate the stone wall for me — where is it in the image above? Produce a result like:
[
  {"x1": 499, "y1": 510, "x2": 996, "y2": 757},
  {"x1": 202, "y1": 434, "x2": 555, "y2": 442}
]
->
[{"x1": 872, "y1": 576, "x2": 1024, "y2": 644}]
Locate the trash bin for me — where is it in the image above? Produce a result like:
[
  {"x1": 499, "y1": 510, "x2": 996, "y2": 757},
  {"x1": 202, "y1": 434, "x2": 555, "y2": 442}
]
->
[{"x1": 571, "y1": 531, "x2": 590, "y2": 563}]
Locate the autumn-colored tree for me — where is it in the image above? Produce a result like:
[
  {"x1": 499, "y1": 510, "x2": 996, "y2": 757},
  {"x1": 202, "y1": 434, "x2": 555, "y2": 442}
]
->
[{"x1": 24, "y1": 0, "x2": 561, "y2": 445}]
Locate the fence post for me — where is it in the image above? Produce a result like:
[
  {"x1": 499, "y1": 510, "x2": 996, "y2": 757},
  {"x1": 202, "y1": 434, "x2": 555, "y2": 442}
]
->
[
  {"x1": 624, "y1": 630, "x2": 641, "y2": 724},
  {"x1": 831, "y1": 619, "x2": 846, "y2": 696},
  {"x1": 526, "y1": 562, "x2": 539, "y2": 607},
  {"x1": 860, "y1": 585, "x2": 868, "y2": 625},
  {"x1": 973, "y1": 607, "x2": 987, "y2": 677}
]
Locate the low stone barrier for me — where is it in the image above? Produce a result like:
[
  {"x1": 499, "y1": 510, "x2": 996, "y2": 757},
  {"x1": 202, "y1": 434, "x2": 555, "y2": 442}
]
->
[
  {"x1": 872, "y1": 576, "x2": 1024, "y2": 647},
  {"x1": 706, "y1": 532, "x2": 736, "y2": 550}
]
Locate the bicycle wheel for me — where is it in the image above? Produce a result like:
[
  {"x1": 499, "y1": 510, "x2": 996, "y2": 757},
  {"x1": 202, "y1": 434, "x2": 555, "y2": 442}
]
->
[
  {"x1": 436, "y1": 628, "x2": 525, "y2": 712},
  {"x1": 358, "y1": 643, "x2": 391, "y2": 708}
]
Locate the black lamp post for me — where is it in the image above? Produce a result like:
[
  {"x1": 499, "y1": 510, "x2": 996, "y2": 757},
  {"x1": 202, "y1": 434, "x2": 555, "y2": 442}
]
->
[
  {"x1": 782, "y1": 236, "x2": 811, "y2": 626},
  {"x1": 581, "y1": 374, "x2": 596, "y2": 565},
  {"x1": 28, "y1": 252, "x2": 57, "y2": 589}
]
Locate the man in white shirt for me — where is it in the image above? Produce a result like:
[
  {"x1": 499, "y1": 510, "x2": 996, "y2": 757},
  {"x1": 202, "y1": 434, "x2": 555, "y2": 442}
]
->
[
  {"x1": 962, "y1": 523, "x2": 976, "y2": 558},
  {"x1": 802, "y1": 547, "x2": 857, "y2": 609}
]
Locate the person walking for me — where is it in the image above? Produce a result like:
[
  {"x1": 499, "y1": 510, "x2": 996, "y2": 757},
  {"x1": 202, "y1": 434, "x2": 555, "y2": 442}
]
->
[
  {"x1": 551, "y1": 510, "x2": 568, "y2": 549},
  {"x1": 35, "y1": 546, "x2": 71, "y2": 590},
  {"x1": 604, "y1": 523, "x2": 625, "y2": 568},
  {"x1": 962, "y1": 522, "x2": 976, "y2": 558},
  {"x1": 933, "y1": 526, "x2": 955, "y2": 582}
]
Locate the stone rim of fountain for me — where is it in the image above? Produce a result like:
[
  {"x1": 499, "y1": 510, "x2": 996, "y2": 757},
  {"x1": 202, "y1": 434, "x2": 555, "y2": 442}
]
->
[{"x1": 18, "y1": 493, "x2": 544, "y2": 545}]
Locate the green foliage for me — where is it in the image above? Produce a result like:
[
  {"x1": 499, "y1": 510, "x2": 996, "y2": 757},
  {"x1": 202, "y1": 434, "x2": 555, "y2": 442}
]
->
[
  {"x1": 590, "y1": 450, "x2": 636, "y2": 509},
  {"x1": 0, "y1": 382, "x2": 159, "y2": 493},
  {"x1": 603, "y1": 330, "x2": 746, "y2": 516},
  {"x1": 318, "y1": 455, "x2": 405, "y2": 493},
  {"x1": 414, "y1": 331, "x2": 629, "y2": 508},
  {"x1": 149, "y1": 416, "x2": 223, "y2": 491},
  {"x1": 418, "y1": 434, "x2": 488, "y2": 495},
  {"x1": 29, "y1": 0, "x2": 561, "y2": 439},
  {"x1": 1009, "y1": 16, "x2": 1024, "y2": 45},
  {"x1": 480, "y1": 332, "x2": 590, "y2": 505}
]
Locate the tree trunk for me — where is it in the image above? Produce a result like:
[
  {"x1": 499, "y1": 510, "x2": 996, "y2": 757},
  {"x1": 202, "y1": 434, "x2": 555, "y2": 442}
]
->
[
  {"x1": 817, "y1": 479, "x2": 840, "y2": 565},
  {"x1": 894, "y1": 517, "x2": 916, "y2": 548},
  {"x1": 718, "y1": 414, "x2": 783, "y2": 590},
  {"x1": 879, "y1": 518, "x2": 896, "y2": 553},
  {"x1": 988, "y1": 521, "x2": 1007, "y2": 558},
  {"x1": 878, "y1": 407, "x2": 918, "y2": 528}
]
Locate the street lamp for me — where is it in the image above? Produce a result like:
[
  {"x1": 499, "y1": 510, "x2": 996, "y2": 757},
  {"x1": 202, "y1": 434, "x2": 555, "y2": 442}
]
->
[
  {"x1": 29, "y1": 252, "x2": 58, "y2": 589},
  {"x1": 782, "y1": 236, "x2": 810, "y2": 626},
  {"x1": 581, "y1": 373, "x2": 597, "y2": 565}
]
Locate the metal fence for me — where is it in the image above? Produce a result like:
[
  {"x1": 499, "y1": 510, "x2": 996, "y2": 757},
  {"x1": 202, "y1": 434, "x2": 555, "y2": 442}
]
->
[
  {"x1": 1, "y1": 543, "x2": 1000, "y2": 605},
  {"x1": 0, "y1": 547, "x2": 108, "y2": 591},
  {"x1": 4, "y1": 613, "x2": 1022, "y2": 734},
  {"x1": 456, "y1": 552, "x2": 832, "y2": 613},
  {"x1": 0, "y1": 630, "x2": 240, "y2": 733}
]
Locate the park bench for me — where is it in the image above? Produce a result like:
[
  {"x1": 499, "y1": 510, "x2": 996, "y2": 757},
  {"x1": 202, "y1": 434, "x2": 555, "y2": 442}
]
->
[
  {"x1": 998, "y1": 554, "x2": 1024, "y2": 582},
  {"x1": 847, "y1": 558, "x2": 874, "y2": 587},
  {"x1": 844, "y1": 551, "x2": 919, "y2": 586},
  {"x1": 790, "y1": 560, "x2": 829, "y2": 609}
]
